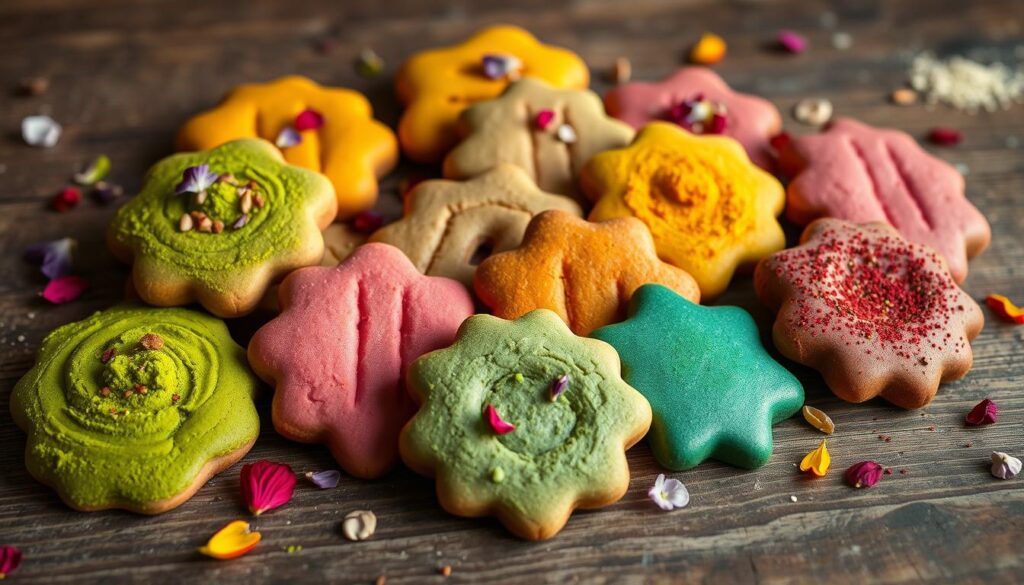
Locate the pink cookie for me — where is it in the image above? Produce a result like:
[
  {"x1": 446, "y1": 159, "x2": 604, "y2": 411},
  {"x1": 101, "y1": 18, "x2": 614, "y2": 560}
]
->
[
  {"x1": 248, "y1": 243, "x2": 474, "y2": 478},
  {"x1": 604, "y1": 67, "x2": 782, "y2": 170},
  {"x1": 780, "y1": 117, "x2": 990, "y2": 283}
]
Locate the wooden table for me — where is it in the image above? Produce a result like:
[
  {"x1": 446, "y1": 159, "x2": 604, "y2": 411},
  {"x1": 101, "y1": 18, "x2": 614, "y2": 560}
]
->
[{"x1": 1, "y1": 0, "x2": 1022, "y2": 582}]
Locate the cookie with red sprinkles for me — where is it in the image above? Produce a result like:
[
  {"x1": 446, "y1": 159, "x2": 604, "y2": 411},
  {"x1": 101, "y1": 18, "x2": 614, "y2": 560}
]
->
[{"x1": 754, "y1": 219, "x2": 984, "y2": 409}]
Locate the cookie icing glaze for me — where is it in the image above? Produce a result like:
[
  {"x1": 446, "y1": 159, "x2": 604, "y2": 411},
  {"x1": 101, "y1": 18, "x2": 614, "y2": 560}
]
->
[
  {"x1": 11, "y1": 305, "x2": 259, "y2": 513},
  {"x1": 592, "y1": 284, "x2": 804, "y2": 470},
  {"x1": 779, "y1": 117, "x2": 990, "y2": 283},
  {"x1": 248, "y1": 243, "x2": 474, "y2": 478},
  {"x1": 754, "y1": 219, "x2": 984, "y2": 409},
  {"x1": 400, "y1": 309, "x2": 652, "y2": 540},
  {"x1": 604, "y1": 67, "x2": 782, "y2": 170}
]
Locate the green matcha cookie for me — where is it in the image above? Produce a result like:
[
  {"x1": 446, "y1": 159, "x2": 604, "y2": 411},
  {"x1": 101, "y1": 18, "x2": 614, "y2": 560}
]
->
[
  {"x1": 108, "y1": 138, "x2": 336, "y2": 317},
  {"x1": 11, "y1": 304, "x2": 260, "y2": 513},
  {"x1": 592, "y1": 284, "x2": 804, "y2": 470},
  {"x1": 399, "y1": 309, "x2": 652, "y2": 540}
]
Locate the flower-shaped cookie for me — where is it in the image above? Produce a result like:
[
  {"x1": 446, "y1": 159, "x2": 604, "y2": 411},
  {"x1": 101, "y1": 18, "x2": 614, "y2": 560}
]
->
[
  {"x1": 582, "y1": 122, "x2": 786, "y2": 299},
  {"x1": 779, "y1": 117, "x2": 991, "y2": 282},
  {"x1": 370, "y1": 164, "x2": 581, "y2": 288},
  {"x1": 444, "y1": 78, "x2": 634, "y2": 200},
  {"x1": 474, "y1": 210, "x2": 700, "y2": 335},
  {"x1": 593, "y1": 284, "x2": 803, "y2": 470},
  {"x1": 248, "y1": 243, "x2": 474, "y2": 478},
  {"x1": 754, "y1": 219, "x2": 984, "y2": 409},
  {"x1": 108, "y1": 139, "x2": 336, "y2": 318},
  {"x1": 400, "y1": 310, "x2": 652, "y2": 540},
  {"x1": 605, "y1": 67, "x2": 782, "y2": 170},
  {"x1": 178, "y1": 76, "x2": 397, "y2": 219},
  {"x1": 11, "y1": 305, "x2": 259, "y2": 513},
  {"x1": 396, "y1": 25, "x2": 589, "y2": 163}
]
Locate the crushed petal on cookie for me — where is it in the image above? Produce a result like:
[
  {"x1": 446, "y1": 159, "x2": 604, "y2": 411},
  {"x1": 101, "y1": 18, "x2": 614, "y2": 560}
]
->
[
  {"x1": 51, "y1": 187, "x2": 82, "y2": 213},
  {"x1": 0, "y1": 545, "x2": 22, "y2": 579},
  {"x1": 777, "y1": 30, "x2": 808, "y2": 54},
  {"x1": 198, "y1": 520, "x2": 261, "y2": 560},
  {"x1": 801, "y1": 405, "x2": 835, "y2": 434},
  {"x1": 241, "y1": 460, "x2": 296, "y2": 515},
  {"x1": 986, "y1": 294, "x2": 1024, "y2": 324},
  {"x1": 965, "y1": 398, "x2": 998, "y2": 426},
  {"x1": 24, "y1": 237, "x2": 77, "y2": 280},
  {"x1": 648, "y1": 473, "x2": 689, "y2": 510},
  {"x1": 294, "y1": 108, "x2": 325, "y2": 132},
  {"x1": 175, "y1": 164, "x2": 219, "y2": 195},
  {"x1": 275, "y1": 126, "x2": 302, "y2": 148},
  {"x1": 484, "y1": 404, "x2": 515, "y2": 435},
  {"x1": 22, "y1": 114, "x2": 61, "y2": 147},
  {"x1": 140, "y1": 333, "x2": 164, "y2": 351},
  {"x1": 535, "y1": 109, "x2": 556, "y2": 130},
  {"x1": 845, "y1": 461, "x2": 883, "y2": 488},
  {"x1": 73, "y1": 154, "x2": 111, "y2": 186},
  {"x1": 231, "y1": 214, "x2": 249, "y2": 230},
  {"x1": 42, "y1": 275, "x2": 88, "y2": 304},
  {"x1": 689, "y1": 32, "x2": 726, "y2": 65},
  {"x1": 928, "y1": 127, "x2": 962, "y2": 146},
  {"x1": 991, "y1": 452, "x2": 1021, "y2": 480},
  {"x1": 769, "y1": 131, "x2": 792, "y2": 152},
  {"x1": 305, "y1": 469, "x2": 341, "y2": 489},
  {"x1": 352, "y1": 210, "x2": 384, "y2": 233},
  {"x1": 355, "y1": 48, "x2": 385, "y2": 79},
  {"x1": 555, "y1": 123, "x2": 577, "y2": 144},
  {"x1": 667, "y1": 94, "x2": 728, "y2": 135},
  {"x1": 550, "y1": 374, "x2": 569, "y2": 402},
  {"x1": 482, "y1": 53, "x2": 523, "y2": 80},
  {"x1": 799, "y1": 439, "x2": 831, "y2": 477}
]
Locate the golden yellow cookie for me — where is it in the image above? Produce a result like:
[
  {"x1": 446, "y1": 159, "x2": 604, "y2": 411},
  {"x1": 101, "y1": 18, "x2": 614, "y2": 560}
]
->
[
  {"x1": 177, "y1": 76, "x2": 397, "y2": 219},
  {"x1": 396, "y1": 25, "x2": 589, "y2": 163},
  {"x1": 582, "y1": 122, "x2": 786, "y2": 299}
]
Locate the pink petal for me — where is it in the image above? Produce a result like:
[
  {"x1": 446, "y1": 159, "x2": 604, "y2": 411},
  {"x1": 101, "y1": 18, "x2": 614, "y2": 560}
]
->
[
  {"x1": 241, "y1": 460, "x2": 296, "y2": 515},
  {"x1": 294, "y1": 109, "x2": 325, "y2": 131},
  {"x1": 42, "y1": 275, "x2": 88, "y2": 304},
  {"x1": 484, "y1": 404, "x2": 515, "y2": 435},
  {"x1": 777, "y1": 30, "x2": 807, "y2": 54},
  {"x1": 535, "y1": 110, "x2": 556, "y2": 130},
  {"x1": 928, "y1": 127, "x2": 962, "y2": 146},
  {"x1": 965, "y1": 398, "x2": 998, "y2": 426},
  {"x1": 0, "y1": 545, "x2": 22, "y2": 578}
]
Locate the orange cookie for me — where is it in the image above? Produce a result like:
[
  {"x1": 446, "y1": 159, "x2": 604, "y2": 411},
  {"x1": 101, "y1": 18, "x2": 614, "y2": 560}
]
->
[
  {"x1": 177, "y1": 76, "x2": 398, "y2": 219},
  {"x1": 474, "y1": 210, "x2": 700, "y2": 335},
  {"x1": 582, "y1": 122, "x2": 786, "y2": 299},
  {"x1": 396, "y1": 25, "x2": 589, "y2": 163}
]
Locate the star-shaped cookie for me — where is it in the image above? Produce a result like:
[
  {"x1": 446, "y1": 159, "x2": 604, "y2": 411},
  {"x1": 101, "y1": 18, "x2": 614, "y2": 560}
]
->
[
  {"x1": 370, "y1": 164, "x2": 581, "y2": 289},
  {"x1": 582, "y1": 122, "x2": 786, "y2": 299},
  {"x1": 396, "y1": 25, "x2": 589, "y2": 163},
  {"x1": 474, "y1": 209, "x2": 700, "y2": 335},
  {"x1": 444, "y1": 77, "x2": 634, "y2": 200},
  {"x1": 779, "y1": 117, "x2": 990, "y2": 282},
  {"x1": 604, "y1": 67, "x2": 782, "y2": 170},
  {"x1": 591, "y1": 284, "x2": 804, "y2": 470},
  {"x1": 754, "y1": 219, "x2": 984, "y2": 409}
]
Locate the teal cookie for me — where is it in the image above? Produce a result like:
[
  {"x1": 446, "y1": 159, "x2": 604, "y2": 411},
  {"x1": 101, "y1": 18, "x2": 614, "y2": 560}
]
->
[{"x1": 591, "y1": 284, "x2": 803, "y2": 470}]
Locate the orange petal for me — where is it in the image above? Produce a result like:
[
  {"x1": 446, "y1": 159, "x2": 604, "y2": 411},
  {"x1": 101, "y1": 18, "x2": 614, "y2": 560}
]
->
[
  {"x1": 799, "y1": 439, "x2": 831, "y2": 477},
  {"x1": 198, "y1": 520, "x2": 261, "y2": 560}
]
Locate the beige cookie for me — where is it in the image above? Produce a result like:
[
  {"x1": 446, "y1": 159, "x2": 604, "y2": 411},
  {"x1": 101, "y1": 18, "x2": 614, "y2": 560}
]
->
[
  {"x1": 370, "y1": 164, "x2": 581, "y2": 288},
  {"x1": 444, "y1": 78, "x2": 635, "y2": 201}
]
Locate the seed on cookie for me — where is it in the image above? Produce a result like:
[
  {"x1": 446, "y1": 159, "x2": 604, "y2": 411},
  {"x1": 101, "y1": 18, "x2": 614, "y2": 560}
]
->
[{"x1": 140, "y1": 333, "x2": 164, "y2": 350}]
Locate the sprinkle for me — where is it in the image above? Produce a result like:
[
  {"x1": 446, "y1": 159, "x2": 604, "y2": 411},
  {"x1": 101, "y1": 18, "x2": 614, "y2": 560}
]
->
[
  {"x1": 51, "y1": 187, "x2": 81, "y2": 213},
  {"x1": 534, "y1": 109, "x2": 556, "y2": 131},
  {"x1": 73, "y1": 155, "x2": 111, "y2": 186},
  {"x1": 285, "y1": 545, "x2": 303, "y2": 554},
  {"x1": 140, "y1": 333, "x2": 164, "y2": 351},
  {"x1": 831, "y1": 32, "x2": 853, "y2": 50},
  {"x1": 801, "y1": 405, "x2": 835, "y2": 434},
  {"x1": 305, "y1": 470, "x2": 341, "y2": 489},
  {"x1": 24, "y1": 237, "x2": 76, "y2": 280},
  {"x1": 793, "y1": 98, "x2": 833, "y2": 126},
  {"x1": 175, "y1": 164, "x2": 219, "y2": 195},
  {"x1": 342, "y1": 510, "x2": 377, "y2": 541},
  {"x1": 612, "y1": 57, "x2": 632, "y2": 84},
  {"x1": 198, "y1": 520, "x2": 261, "y2": 560},
  {"x1": 648, "y1": 473, "x2": 689, "y2": 510},
  {"x1": 484, "y1": 404, "x2": 515, "y2": 435},
  {"x1": 689, "y1": 32, "x2": 726, "y2": 65},
  {"x1": 93, "y1": 181, "x2": 124, "y2": 205},
  {"x1": 355, "y1": 49, "x2": 385, "y2": 78},
  {"x1": 42, "y1": 275, "x2": 88, "y2": 304},
  {"x1": 550, "y1": 374, "x2": 569, "y2": 402},
  {"x1": 179, "y1": 213, "x2": 194, "y2": 232},
  {"x1": 490, "y1": 467, "x2": 505, "y2": 483},
  {"x1": 928, "y1": 127, "x2": 962, "y2": 146},
  {"x1": 18, "y1": 76, "x2": 49, "y2": 96},
  {"x1": 294, "y1": 108, "x2": 324, "y2": 132},
  {"x1": 992, "y1": 452, "x2": 1022, "y2": 479},
  {"x1": 986, "y1": 294, "x2": 1024, "y2": 324},
  {"x1": 352, "y1": 210, "x2": 383, "y2": 233},
  {"x1": 231, "y1": 214, "x2": 249, "y2": 230},
  {"x1": 555, "y1": 124, "x2": 577, "y2": 144},
  {"x1": 514, "y1": 372, "x2": 524, "y2": 383},
  {"x1": 965, "y1": 398, "x2": 998, "y2": 426},
  {"x1": 440, "y1": 565, "x2": 452, "y2": 578},
  {"x1": 799, "y1": 439, "x2": 831, "y2": 477},
  {"x1": 790, "y1": 495, "x2": 798, "y2": 502},
  {"x1": 845, "y1": 461, "x2": 883, "y2": 488},
  {"x1": 777, "y1": 30, "x2": 808, "y2": 54},
  {"x1": 890, "y1": 88, "x2": 918, "y2": 106},
  {"x1": 482, "y1": 54, "x2": 523, "y2": 80},
  {"x1": 275, "y1": 127, "x2": 302, "y2": 148},
  {"x1": 0, "y1": 545, "x2": 22, "y2": 579},
  {"x1": 22, "y1": 115, "x2": 62, "y2": 147},
  {"x1": 241, "y1": 460, "x2": 296, "y2": 515},
  {"x1": 910, "y1": 52, "x2": 1024, "y2": 113}
]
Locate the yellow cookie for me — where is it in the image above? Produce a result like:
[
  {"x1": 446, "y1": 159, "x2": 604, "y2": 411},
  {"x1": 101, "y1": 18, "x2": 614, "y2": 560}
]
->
[
  {"x1": 396, "y1": 25, "x2": 589, "y2": 163},
  {"x1": 177, "y1": 76, "x2": 397, "y2": 220},
  {"x1": 582, "y1": 122, "x2": 786, "y2": 299}
]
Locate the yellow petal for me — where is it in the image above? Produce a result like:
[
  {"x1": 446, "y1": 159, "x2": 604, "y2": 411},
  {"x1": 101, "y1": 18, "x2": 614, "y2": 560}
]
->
[
  {"x1": 799, "y1": 439, "x2": 831, "y2": 477},
  {"x1": 198, "y1": 520, "x2": 261, "y2": 560},
  {"x1": 802, "y1": 405, "x2": 835, "y2": 434}
]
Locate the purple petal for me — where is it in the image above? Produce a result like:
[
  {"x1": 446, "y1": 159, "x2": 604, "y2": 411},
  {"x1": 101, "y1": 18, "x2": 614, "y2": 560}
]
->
[
  {"x1": 175, "y1": 164, "x2": 219, "y2": 194},
  {"x1": 275, "y1": 127, "x2": 302, "y2": 148},
  {"x1": 550, "y1": 374, "x2": 569, "y2": 401},
  {"x1": 305, "y1": 470, "x2": 341, "y2": 489},
  {"x1": 24, "y1": 237, "x2": 77, "y2": 279}
]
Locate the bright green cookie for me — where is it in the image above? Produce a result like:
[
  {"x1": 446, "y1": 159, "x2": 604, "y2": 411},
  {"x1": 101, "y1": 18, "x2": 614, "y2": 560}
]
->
[
  {"x1": 11, "y1": 304, "x2": 260, "y2": 514},
  {"x1": 591, "y1": 284, "x2": 803, "y2": 470},
  {"x1": 399, "y1": 309, "x2": 652, "y2": 541}
]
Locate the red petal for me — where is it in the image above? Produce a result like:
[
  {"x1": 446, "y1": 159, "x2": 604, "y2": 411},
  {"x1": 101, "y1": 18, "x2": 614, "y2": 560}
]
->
[
  {"x1": 294, "y1": 109, "x2": 325, "y2": 131},
  {"x1": 42, "y1": 275, "x2": 88, "y2": 304},
  {"x1": 484, "y1": 404, "x2": 515, "y2": 435},
  {"x1": 965, "y1": 398, "x2": 998, "y2": 426},
  {"x1": 352, "y1": 211, "x2": 384, "y2": 233},
  {"x1": 535, "y1": 110, "x2": 556, "y2": 130},
  {"x1": 51, "y1": 187, "x2": 82, "y2": 212},
  {"x1": 0, "y1": 545, "x2": 22, "y2": 577},
  {"x1": 241, "y1": 460, "x2": 296, "y2": 515},
  {"x1": 928, "y1": 127, "x2": 962, "y2": 146}
]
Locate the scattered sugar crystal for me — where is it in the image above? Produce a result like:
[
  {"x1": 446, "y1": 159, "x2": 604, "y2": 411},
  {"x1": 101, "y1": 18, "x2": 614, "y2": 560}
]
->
[{"x1": 910, "y1": 52, "x2": 1024, "y2": 113}]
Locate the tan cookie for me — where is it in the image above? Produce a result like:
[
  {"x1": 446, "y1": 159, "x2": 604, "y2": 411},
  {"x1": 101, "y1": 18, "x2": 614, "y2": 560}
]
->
[
  {"x1": 444, "y1": 78, "x2": 635, "y2": 201},
  {"x1": 370, "y1": 164, "x2": 581, "y2": 288}
]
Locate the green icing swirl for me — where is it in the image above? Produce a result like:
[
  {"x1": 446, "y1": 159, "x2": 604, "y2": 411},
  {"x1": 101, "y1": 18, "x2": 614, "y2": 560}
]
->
[{"x1": 11, "y1": 304, "x2": 260, "y2": 510}]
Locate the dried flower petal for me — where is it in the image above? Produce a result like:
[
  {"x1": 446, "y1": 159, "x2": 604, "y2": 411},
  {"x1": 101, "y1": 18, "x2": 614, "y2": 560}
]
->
[
  {"x1": 275, "y1": 127, "x2": 302, "y2": 148},
  {"x1": 801, "y1": 405, "x2": 835, "y2": 434},
  {"x1": 42, "y1": 275, "x2": 88, "y2": 304},
  {"x1": 305, "y1": 469, "x2": 341, "y2": 489},
  {"x1": 550, "y1": 374, "x2": 569, "y2": 402},
  {"x1": 555, "y1": 124, "x2": 577, "y2": 144},
  {"x1": 667, "y1": 94, "x2": 728, "y2": 135},
  {"x1": 769, "y1": 132, "x2": 792, "y2": 151},
  {"x1": 0, "y1": 545, "x2": 22, "y2": 579},
  {"x1": 294, "y1": 109, "x2": 325, "y2": 132},
  {"x1": 986, "y1": 294, "x2": 1024, "y2": 324},
  {"x1": 482, "y1": 54, "x2": 523, "y2": 80},
  {"x1": 353, "y1": 210, "x2": 384, "y2": 233},
  {"x1": 928, "y1": 127, "x2": 962, "y2": 146},
  {"x1": 845, "y1": 461, "x2": 883, "y2": 488},
  {"x1": 689, "y1": 32, "x2": 727, "y2": 65},
  {"x1": 799, "y1": 439, "x2": 831, "y2": 477},
  {"x1": 241, "y1": 460, "x2": 296, "y2": 515},
  {"x1": 93, "y1": 181, "x2": 124, "y2": 205},
  {"x1": 777, "y1": 30, "x2": 808, "y2": 54},
  {"x1": 18, "y1": 76, "x2": 48, "y2": 96},
  {"x1": 198, "y1": 520, "x2": 261, "y2": 560},
  {"x1": 991, "y1": 452, "x2": 1021, "y2": 480},
  {"x1": 22, "y1": 115, "x2": 62, "y2": 147},
  {"x1": 355, "y1": 49, "x2": 385, "y2": 79},
  {"x1": 484, "y1": 404, "x2": 515, "y2": 434},
  {"x1": 534, "y1": 109, "x2": 556, "y2": 131},
  {"x1": 175, "y1": 164, "x2": 219, "y2": 195},
  {"x1": 965, "y1": 398, "x2": 998, "y2": 426},
  {"x1": 24, "y1": 237, "x2": 76, "y2": 280},
  {"x1": 73, "y1": 154, "x2": 111, "y2": 186},
  {"x1": 51, "y1": 187, "x2": 81, "y2": 213},
  {"x1": 648, "y1": 473, "x2": 689, "y2": 510},
  {"x1": 232, "y1": 214, "x2": 249, "y2": 230}
]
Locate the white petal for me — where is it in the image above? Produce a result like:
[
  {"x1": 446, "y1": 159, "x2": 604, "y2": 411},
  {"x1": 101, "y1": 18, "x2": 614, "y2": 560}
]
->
[{"x1": 22, "y1": 115, "x2": 62, "y2": 148}]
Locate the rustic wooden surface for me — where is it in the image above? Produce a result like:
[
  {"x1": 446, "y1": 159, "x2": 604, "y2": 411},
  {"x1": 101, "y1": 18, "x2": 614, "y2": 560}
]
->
[{"x1": 1, "y1": 0, "x2": 1023, "y2": 583}]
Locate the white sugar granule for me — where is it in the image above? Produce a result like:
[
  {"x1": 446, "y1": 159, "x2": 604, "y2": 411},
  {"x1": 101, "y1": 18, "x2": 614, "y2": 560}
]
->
[{"x1": 910, "y1": 52, "x2": 1024, "y2": 113}]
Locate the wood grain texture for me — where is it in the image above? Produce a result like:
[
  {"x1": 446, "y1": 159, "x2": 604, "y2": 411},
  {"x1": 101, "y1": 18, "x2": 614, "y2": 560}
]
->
[{"x1": 1, "y1": 0, "x2": 1023, "y2": 583}]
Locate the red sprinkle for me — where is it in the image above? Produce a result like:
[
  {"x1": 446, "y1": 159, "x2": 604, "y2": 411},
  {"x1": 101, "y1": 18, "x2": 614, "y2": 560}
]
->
[
  {"x1": 928, "y1": 127, "x2": 962, "y2": 146},
  {"x1": 51, "y1": 187, "x2": 81, "y2": 212}
]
